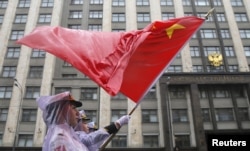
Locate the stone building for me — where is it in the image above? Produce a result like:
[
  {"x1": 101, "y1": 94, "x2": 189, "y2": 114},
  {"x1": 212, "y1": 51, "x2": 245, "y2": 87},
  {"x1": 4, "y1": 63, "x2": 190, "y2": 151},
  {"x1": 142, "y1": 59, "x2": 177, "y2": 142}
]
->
[{"x1": 0, "y1": 0, "x2": 249, "y2": 151}]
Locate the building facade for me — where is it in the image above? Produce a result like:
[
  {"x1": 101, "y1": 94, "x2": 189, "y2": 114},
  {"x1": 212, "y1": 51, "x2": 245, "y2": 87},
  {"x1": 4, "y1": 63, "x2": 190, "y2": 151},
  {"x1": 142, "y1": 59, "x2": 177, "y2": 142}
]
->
[{"x1": 0, "y1": 0, "x2": 250, "y2": 151}]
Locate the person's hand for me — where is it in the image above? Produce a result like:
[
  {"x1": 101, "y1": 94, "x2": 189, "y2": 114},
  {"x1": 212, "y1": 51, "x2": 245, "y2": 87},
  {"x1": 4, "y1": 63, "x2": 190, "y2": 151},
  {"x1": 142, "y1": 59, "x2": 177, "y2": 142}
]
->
[{"x1": 116, "y1": 115, "x2": 130, "y2": 128}]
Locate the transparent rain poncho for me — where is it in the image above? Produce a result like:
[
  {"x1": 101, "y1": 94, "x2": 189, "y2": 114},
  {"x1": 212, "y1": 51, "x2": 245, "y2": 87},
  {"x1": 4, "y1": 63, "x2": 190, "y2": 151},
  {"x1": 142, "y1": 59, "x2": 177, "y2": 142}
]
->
[
  {"x1": 74, "y1": 117, "x2": 109, "y2": 151},
  {"x1": 37, "y1": 92, "x2": 89, "y2": 151}
]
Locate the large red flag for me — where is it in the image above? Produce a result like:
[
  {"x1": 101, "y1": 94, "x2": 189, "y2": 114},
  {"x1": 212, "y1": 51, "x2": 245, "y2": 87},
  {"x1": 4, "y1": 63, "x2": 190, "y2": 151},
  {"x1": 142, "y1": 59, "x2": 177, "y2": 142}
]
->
[{"x1": 17, "y1": 16, "x2": 204, "y2": 102}]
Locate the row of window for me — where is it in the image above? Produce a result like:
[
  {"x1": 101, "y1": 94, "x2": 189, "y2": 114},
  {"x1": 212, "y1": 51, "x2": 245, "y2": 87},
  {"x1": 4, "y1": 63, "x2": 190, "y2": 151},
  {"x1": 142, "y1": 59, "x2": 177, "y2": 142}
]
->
[
  {"x1": 1, "y1": 0, "x2": 245, "y2": 9},
  {"x1": 169, "y1": 85, "x2": 245, "y2": 99},
  {"x1": 1, "y1": 12, "x2": 249, "y2": 25},
  {"x1": 4, "y1": 1, "x2": 249, "y2": 9},
  {"x1": 1, "y1": 107, "x2": 247, "y2": 127},
  {"x1": 6, "y1": 28, "x2": 250, "y2": 42},
  {"x1": 0, "y1": 133, "x2": 161, "y2": 148},
  {"x1": 175, "y1": 108, "x2": 250, "y2": 122},
  {"x1": 4, "y1": 46, "x2": 250, "y2": 59},
  {"x1": 0, "y1": 0, "x2": 53, "y2": 9},
  {"x1": 167, "y1": 65, "x2": 241, "y2": 73}
]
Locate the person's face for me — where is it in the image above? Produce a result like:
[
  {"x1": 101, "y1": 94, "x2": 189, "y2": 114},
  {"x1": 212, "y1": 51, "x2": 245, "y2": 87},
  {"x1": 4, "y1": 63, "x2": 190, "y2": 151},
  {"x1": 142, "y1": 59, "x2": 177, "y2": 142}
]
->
[
  {"x1": 82, "y1": 121, "x2": 89, "y2": 133},
  {"x1": 68, "y1": 104, "x2": 79, "y2": 127}
]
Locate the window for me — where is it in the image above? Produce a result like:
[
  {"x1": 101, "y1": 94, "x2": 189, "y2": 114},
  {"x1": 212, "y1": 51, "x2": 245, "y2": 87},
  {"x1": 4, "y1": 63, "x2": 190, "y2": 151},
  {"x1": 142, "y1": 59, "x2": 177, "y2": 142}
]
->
[
  {"x1": 167, "y1": 65, "x2": 182, "y2": 73},
  {"x1": 199, "y1": 86, "x2": 208, "y2": 98},
  {"x1": 112, "y1": 135, "x2": 127, "y2": 147},
  {"x1": 195, "y1": 0, "x2": 209, "y2": 6},
  {"x1": 228, "y1": 65, "x2": 238, "y2": 72},
  {"x1": 216, "y1": 13, "x2": 226, "y2": 22},
  {"x1": 0, "y1": 15, "x2": 3, "y2": 24},
  {"x1": 80, "y1": 88, "x2": 98, "y2": 100},
  {"x1": 84, "y1": 110, "x2": 97, "y2": 123},
  {"x1": 172, "y1": 109, "x2": 188, "y2": 122},
  {"x1": 215, "y1": 108, "x2": 235, "y2": 121},
  {"x1": 89, "y1": 11, "x2": 103, "y2": 19},
  {"x1": 55, "y1": 87, "x2": 71, "y2": 94},
  {"x1": 207, "y1": 65, "x2": 224, "y2": 72},
  {"x1": 28, "y1": 66, "x2": 43, "y2": 78},
  {"x1": 192, "y1": 65, "x2": 204, "y2": 72},
  {"x1": 111, "y1": 92, "x2": 126, "y2": 100},
  {"x1": 160, "y1": 0, "x2": 173, "y2": 6},
  {"x1": 14, "y1": 14, "x2": 27, "y2": 23},
  {"x1": 69, "y1": 11, "x2": 82, "y2": 19},
  {"x1": 10, "y1": 30, "x2": 24, "y2": 40},
  {"x1": 0, "y1": 0, "x2": 8, "y2": 8},
  {"x1": 200, "y1": 29, "x2": 217, "y2": 38},
  {"x1": 231, "y1": 0, "x2": 243, "y2": 6},
  {"x1": 31, "y1": 49, "x2": 46, "y2": 58},
  {"x1": 204, "y1": 46, "x2": 220, "y2": 56},
  {"x1": 211, "y1": 86, "x2": 230, "y2": 98},
  {"x1": 144, "y1": 87, "x2": 156, "y2": 99},
  {"x1": 90, "y1": 0, "x2": 103, "y2": 4},
  {"x1": 18, "y1": 0, "x2": 30, "y2": 8},
  {"x1": 112, "y1": 29, "x2": 125, "y2": 32},
  {"x1": 169, "y1": 86, "x2": 186, "y2": 99},
  {"x1": 182, "y1": 0, "x2": 191, "y2": 6},
  {"x1": 244, "y1": 46, "x2": 250, "y2": 57},
  {"x1": 232, "y1": 86, "x2": 245, "y2": 98},
  {"x1": 175, "y1": 135, "x2": 190, "y2": 147},
  {"x1": 162, "y1": 13, "x2": 175, "y2": 20},
  {"x1": 71, "y1": 0, "x2": 83, "y2": 5},
  {"x1": 143, "y1": 135, "x2": 159, "y2": 147},
  {"x1": 25, "y1": 87, "x2": 40, "y2": 99},
  {"x1": 38, "y1": 14, "x2": 51, "y2": 23},
  {"x1": 142, "y1": 109, "x2": 158, "y2": 123},
  {"x1": 68, "y1": 24, "x2": 81, "y2": 29},
  {"x1": 235, "y1": 13, "x2": 248, "y2": 22},
  {"x1": 213, "y1": 0, "x2": 222, "y2": 6},
  {"x1": 111, "y1": 110, "x2": 126, "y2": 122},
  {"x1": 88, "y1": 24, "x2": 102, "y2": 31},
  {"x1": 238, "y1": 108, "x2": 249, "y2": 121},
  {"x1": 0, "y1": 86, "x2": 12, "y2": 99},
  {"x1": 220, "y1": 29, "x2": 231, "y2": 38},
  {"x1": 63, "y1": 61, "x2": 72, "y2": 67},
  {"x1": 62, "y1": 74, "x2": 77, "y2": 78},
  {"x1": 190, "y1": 46, "x2": 200, "y2": 57},
  {"x1": 2, "y1": 66, "x2": 16, "y2": 78},
  {"x1": 239, "y1": 29, "x2": 250, "y2": 38},
  {"x1": 224, "y1": 46, "x2": 235, "y2": 57},
  {"x1": 18, "y1": 134, "x2": 33, "y2": 147},
  {"x1": 22, "y1": 109, "x2": 37, "y2": 122},
  {"x1": 41, "y1": 0, "x2": 54, "y2": 7},
  {"x1": 0, "y1": 108, "x2": 8, "y2": 121},
  {"x1": 201, "y1": 108, "x2": 211, "y2": 122},
  {"x1": 136, "y1": 0, "x2": 149, "y2": 6},
  {"x1": 112, "y1": 0, "x2": 125, "y2": 6},
  {"x1": 112, "y1": 13, "x2": 125, "y2": 22},
  {"x1": 137, "y1": 13, "x2": 150, "y2": 22}
]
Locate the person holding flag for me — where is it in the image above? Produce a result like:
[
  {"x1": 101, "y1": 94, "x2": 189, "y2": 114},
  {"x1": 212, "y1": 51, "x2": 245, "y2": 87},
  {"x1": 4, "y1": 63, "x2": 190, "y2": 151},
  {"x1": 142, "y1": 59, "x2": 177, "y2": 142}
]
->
[
  {"x1": 36, "y1": 91, "x2": 89, "y2": 151},
  {"x1": 75, "y1": 110, "x2": 130, "y2": 151}
]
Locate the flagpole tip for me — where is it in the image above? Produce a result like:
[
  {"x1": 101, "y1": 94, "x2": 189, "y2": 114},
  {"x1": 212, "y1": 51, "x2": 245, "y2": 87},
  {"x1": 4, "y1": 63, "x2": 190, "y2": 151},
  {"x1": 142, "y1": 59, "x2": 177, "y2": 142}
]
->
[{"x1": 204, "y1": 8, "x2": 215, "y2": 20}]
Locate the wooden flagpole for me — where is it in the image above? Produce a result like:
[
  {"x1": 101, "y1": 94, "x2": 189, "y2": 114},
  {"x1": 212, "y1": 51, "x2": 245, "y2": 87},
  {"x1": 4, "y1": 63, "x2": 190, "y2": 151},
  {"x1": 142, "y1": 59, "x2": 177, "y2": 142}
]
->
[{"x1": 99, "y1": 102, "x2": 140, "y2": 151}]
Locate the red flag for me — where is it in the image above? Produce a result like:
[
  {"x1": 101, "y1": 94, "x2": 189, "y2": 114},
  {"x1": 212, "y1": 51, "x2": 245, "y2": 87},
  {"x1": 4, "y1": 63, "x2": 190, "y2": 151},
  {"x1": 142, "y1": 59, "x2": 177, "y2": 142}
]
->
[{"x1": 17, "y1": 16, "x2": 204, "y2": 102}]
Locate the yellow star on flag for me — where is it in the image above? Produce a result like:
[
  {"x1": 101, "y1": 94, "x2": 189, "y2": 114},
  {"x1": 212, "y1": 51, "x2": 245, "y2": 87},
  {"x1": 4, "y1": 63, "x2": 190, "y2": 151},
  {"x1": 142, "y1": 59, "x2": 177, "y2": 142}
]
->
[{"x1": 165, "y1": 24, "x2": 185, "y2": 39}]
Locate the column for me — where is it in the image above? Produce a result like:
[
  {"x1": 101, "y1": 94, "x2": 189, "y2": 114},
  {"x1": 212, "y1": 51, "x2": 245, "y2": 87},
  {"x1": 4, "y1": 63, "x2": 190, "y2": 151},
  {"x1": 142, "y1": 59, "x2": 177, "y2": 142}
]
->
[
  {"x1": 222, "y1": 0, "x2": 249, "y2": 72},
  {"x1": 33, "y1": 0, "x2": 64, "y2": 146},
  {"x1": 126, "y1": 0, "x2": 143, "y2": 147},
  {"x1": 174, "y1": 0, "x2": 193, "y2": 72}
]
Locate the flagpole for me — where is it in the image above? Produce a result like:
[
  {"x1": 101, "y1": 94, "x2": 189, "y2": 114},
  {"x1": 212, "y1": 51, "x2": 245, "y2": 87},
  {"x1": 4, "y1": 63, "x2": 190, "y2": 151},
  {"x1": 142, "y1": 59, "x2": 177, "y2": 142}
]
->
[
  {"x1": 99, "y1": 102, "x2": 140, "y2": 151},
  {"x1": 204, "y1": 8, "x2": 215, "y2": 20}
]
